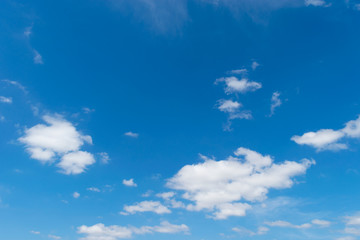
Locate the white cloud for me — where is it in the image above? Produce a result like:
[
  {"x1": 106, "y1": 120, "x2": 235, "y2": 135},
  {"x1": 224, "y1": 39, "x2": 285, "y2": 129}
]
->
[
  {"x1": 251, "y1": 61, "x2": 260, "y2": 70},
  {"x1": 291, "y1": 129, "x2": 346, "y2": 151},
  {"x1": 217, "y1": 99, "x2": 242, "y2": 113},
  {"x1": 167, "y1": 147, "x2": 314, "y2": 219},
  {"x1": 0, "y1": 96, "x2": 12, "y2": 103},
  {"x1": 269, "y1": 92, "x2": 282, "y2": 116},
  {"x1": 122, "y1": 178, "x2": 137, "y2": 187},
  {"x1": 2, "y1": 79, "x2": 27, "y2": 93},
  {"x1": 228, "y1": 69, "x2": 247, "y2": 75},
  {"x1": 58, "y1": 151, "x2": 95, "y2": 175},
  {"x1": 24, "y1": 26, "x2": 32, "y2": 37},
  {"x1": 19, "y1": 115, "x2": 95, "y2": 174},
  {"x1": 311, "y1": 219, "x2": 331, "y2": 227},
  {"x1": 30, "y1": 230, "x2": 40, "y2": 234},
  {"x1": 265, "y1": 220, "x2": 311, "y2": 229},
  {"x1": 305, "y1": 0, "x2": 326, "y2": 7},
  {"x1": 124, "y1": 131, "x2": 139, "y2": 138},
  {"x1": 121, "y1": 200, "x2": 171, "y2": 215},
  {"x1": 336, "y1": 237, "x2": 356, "y2": 240},
  {"x1": 87, "y1": 187, "x2": 101, "y2": 192},
  {"x1": 232, "y1": 226, "x2": 269, "y2": 236},
  {"x1": 48, "y1": 234, "x2": 61, "y2": 240},
  {"x1": 291, "y1": 115, "x2": 360, "y2": 151},
  {"x1": 82, "y1": 107, "x2": 95, "y2": 114},
  {"x1": 73, "y1": 192, "x2": 80, "y2": 198},
  {"x1": 216, "y1": 77, "x2": 262, "y2": 94},
  {"x1": 33, "y1": 50, "x2": 43, "y2": 64},
  {"x1": 156, "y1": 192, "x2": 176, "y2": 200},
  {"x1": 99, "y1": 152, "x2": 110, "y2": 164},
  {"x1": 78, "y1": 221, "x2": 189, "y2": 240}
]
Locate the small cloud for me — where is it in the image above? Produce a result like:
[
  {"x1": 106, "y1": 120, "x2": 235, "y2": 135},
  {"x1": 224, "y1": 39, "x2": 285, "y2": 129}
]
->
[
  {"x1": 251, "y1": 61, "x2": 260, "y2": 70},
  {"x1": 269, "y1": 91, "x2": 282, "y2": 116},
  {"x1": 87, "y1": 187, "x2": 101, "y2": 192},
  {"x1": 305, "y1": 0, "x2": 327, "y2": 7},
  {"x1": 24, "y1": 26, "x2": 32, "y2": 37},
  {"x1": 33, "y1": 50, "x2": 43, "y2": 64},
  {"x1": 311, "y1": 219, "x2": 331, "y2": 227},
  {"x1": 215, "y1": 77, "x2": 262, "y2": 94},
  {"x1": 98, "y1": 152, "x2": 110, "y2": 164},
  {"x1": 0, "y1": 96, "x2": 12, "y2": 103},
  {"x1": 228, "y1": 69, "x2": 248, "y2": 75},
  {"x1": 124, "y1": 131, "x2": 139, "y2": 138},
  {"x1": 2, "y1": 80, "x2": 27, "y2": 93},
  {"x1": 30, "y1": 230, "x2": 40, "y2": 234},
  {"x1": 82, "y1": 107, "x2": 95, "y2": 114},
  {"x1": 121, "y1": 201, "x2": 171, "y2": 215},
  {"x1": 123, "y1": 178, "x2": 137, "y2": 187},
  {"x1": 48, "y1": 234, "x2": 61, "y2": 240},
  {"x1": 73, "y1": 192, "x2": 80, "y2": 199}
]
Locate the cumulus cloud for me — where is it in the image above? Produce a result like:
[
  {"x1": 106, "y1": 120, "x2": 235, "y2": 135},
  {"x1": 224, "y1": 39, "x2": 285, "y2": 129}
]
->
[
  {"x1": 19, "y1": 115, "x2": 95, "y2": 174},
  {"x1": 217, "y1": 99, "x2": 242, "y2": 113},
  {"x1": 166, "y1": 147, "x2": 314, "y2": 219},
  {"x1": 291, "y1": 115, "x2": 360, "y2": 151},
  {"x1": 215, "y1": 77, "x2": 262, "y2": 94},
  {"x1": 0, "y1": 96, "x2": 12, "y2": 103},
  {"x1": 311, "y1": 219, "x2": 331, "y2": 227},
  {"x1": 156, "y1": 192, "x2": 176, "y2": 200},
  {"x1": 120, "y1": 200, "x2": 171, "y2": 215},
  {"x1": 269, "y1": 91, "x2": 282, "y2": 116},
  {"x1": 124, "y1": 131, "x2": 139, "y2": 138},
  {"x1": 122, "y1": 178, "x2": 137, "y2": 187},
  {"x1": 78, "y1": 221, "x2": 189, "y2": 240},
  {"x1": 33, "y1": 50, "x2": 43, "y2": 64}
]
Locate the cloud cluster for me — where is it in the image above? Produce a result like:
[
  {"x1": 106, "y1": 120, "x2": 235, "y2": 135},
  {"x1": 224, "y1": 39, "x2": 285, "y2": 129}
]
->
[
  {"x1": 78, "y1": 221, "x2": 189, "y2": 240},
  {"x1": 19, "y1": 115, "x2": 95, "y2": 174},
  {"x1": 291, "y1": 115, "x2": 360, "y2": 151},
  {"x1": 167, "y1": 147, "x2": 314, "y2": 219}
]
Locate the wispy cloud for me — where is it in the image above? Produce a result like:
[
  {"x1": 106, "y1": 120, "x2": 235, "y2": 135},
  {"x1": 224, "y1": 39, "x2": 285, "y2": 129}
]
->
[
  {"x1": 0, "y1": 96, "x2": 12, "y2": 104},
  {"x1": 124, "y1": 131, "x2": 139, "y2": 138},
  {"x1": 33, "y1": 50, "x2": 43, "y2": 64},
  {"x1": 269, "y1": 91, "x2": 282, "y2": 116}
]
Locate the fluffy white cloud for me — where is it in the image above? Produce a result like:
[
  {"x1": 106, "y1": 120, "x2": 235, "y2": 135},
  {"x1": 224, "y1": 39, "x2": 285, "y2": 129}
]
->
[
  {"x1": 0, "y1": 96, "x2": 12, "y2": 103},
  {"x1": 167, "y1": 147, "x2": 314, "y2": 219},
  {"x1": 122, "y1": 178, "x2": 137, "y2": 187},
  {"x1": 124, "y1": 131, "x2": 139, "y2": 138},
  {"x1": 58, "y1": 151, "x2": 95, "y2": 175},
  {"x1": 73, "y1": 192, "x2": 80, "y2": 199},
  {"x1": 78, "y1": 221, "x2": 189, "y2": 240},
  {"x1": 270, "y1": 91, "x2": 282, "y2": 116},
  {"x1": 217, "y1": 99, "x2": 242, "y2": 113},
  {"x1": 291, "y1": 129, "x2": 346, "y2": 151},
  {"x1": 216, "y1": 77, "x2": 262, "y2": 94},
  {"x1": 121, "y1": 200, "x2": 171, "y2": 215},
  {"x1": 291, "y1": 115, "x2": 360, "y2": 151},
  {"x1": 19, "y1": 115, "x2": 95, "y2": 174}
]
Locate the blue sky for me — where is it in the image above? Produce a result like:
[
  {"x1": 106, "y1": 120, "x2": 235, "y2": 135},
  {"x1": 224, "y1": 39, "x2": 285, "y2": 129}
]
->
[{"x1": 1, "y1": 0, "x2": 360, "y2": 239}]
